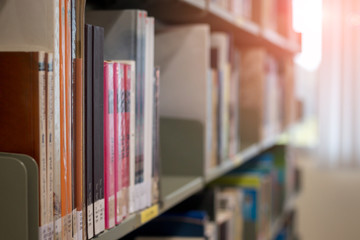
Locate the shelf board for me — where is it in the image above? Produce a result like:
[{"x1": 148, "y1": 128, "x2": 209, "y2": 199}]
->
[
  {"x1": 95, "y1": 175, "x2": 203, "y2": 239},
  {"x1": 161, "y1": 175, "x2": 204, "y2": 211},
  {"x1": 205, "y1": 133, "x2": 285, "y2": 183}
]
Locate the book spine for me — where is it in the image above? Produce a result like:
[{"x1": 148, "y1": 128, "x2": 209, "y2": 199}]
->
[
  {"x1": 93, "y1": 25, "x2": 105, "y2": 235},
  {"x1": 38, "y1": 51, "x2": 48, "y2": 240},
  {"x1": 85, "y1": 24, "x2": 94, "y2": 240},
  {"x1": 123, "y1": 63, "x2": 132, "y2": 219},
  {"x1": 128, "y1": 60, "x2": 136, "y2": 213},
  {"x1": 144, "y1": 16, "x2": 155, "y2": 208},
  {"x1": 71, "y1": 0, "x2": 77, "y2": 239},
  {"x1": 46, "y1": 52, "x2": 55, "y2": 239},
  {"x1": 65, "y1": 0, "x2": 73, "y2": 238},
  {"x1": 114, "y1": 62, "x2": 124, "y2": 225},
  {"x1": 75, "y1": 58, "x2": 83, "y2": 240},
  {"x1": 104, "y1": 62, "x2": 115, "y2": 229},
  {"x1": 53, "y1": 1, "x2": 62, "y2": 239},
  {"x1": 151, "y1": 67, "x2": 160, "y2": 205},
  {"x1": 59, "y1": 0, "x2": 68, "y2": 238}
]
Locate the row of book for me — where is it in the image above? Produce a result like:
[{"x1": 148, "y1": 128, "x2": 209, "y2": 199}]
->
[
  {"x1": 154, "y1": 23, "x2": 297, "y2": 173},
  {"x1": 0, "y1": 3, "x2": 160, "y2": 240},
  {"x1": 0, "y1": 1, "x2": 299, "y2": 239},
  {"x1": 126, "y1": 145, "x2": 288, "y2": 240}
]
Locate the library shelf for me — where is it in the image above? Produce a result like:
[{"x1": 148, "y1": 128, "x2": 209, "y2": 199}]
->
[
  {"x1": 94, "y1": 175, "x2": 203, "y2": 239},
  {"x1": 94, "y1": 132, "x2": 288, "y2": 239},
  {"x1": 205, "y1": 132, "x2": 284, "y2": 183}
]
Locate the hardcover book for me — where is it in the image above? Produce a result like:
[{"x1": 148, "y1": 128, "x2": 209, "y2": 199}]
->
[
  {"x1": 84, "y1": 24, "x2": 94, "y2": 239},
  {"x1": 92, "y1": 25, "x2": 105, "y2": 235}
]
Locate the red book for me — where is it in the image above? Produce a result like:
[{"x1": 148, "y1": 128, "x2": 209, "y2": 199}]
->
[
  {"x1": 113, "y1": 62, "x2": 125, "y2": 224},
  {"x1": 104, "y1": 61, "x2": 115, "y2": 229}
]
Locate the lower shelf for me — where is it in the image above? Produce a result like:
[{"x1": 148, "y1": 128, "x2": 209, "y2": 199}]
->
[{"x1": 94, "y1": 175, "x2": 203, "y2": 240}]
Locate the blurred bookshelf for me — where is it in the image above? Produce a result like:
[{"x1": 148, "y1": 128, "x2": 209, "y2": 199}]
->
[{"x1": 0, "y1": 0, "x2": 302, "y2": 239}]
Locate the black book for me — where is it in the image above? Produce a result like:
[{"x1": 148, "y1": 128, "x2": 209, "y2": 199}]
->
[
  {"x1": 92, "y1": 25, "x2": 105, "y2": 235},
  {"x1": 85, "y1": 24, "x2": 94, "y2": 239}
]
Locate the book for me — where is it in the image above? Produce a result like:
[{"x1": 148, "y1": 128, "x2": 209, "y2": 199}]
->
[
  {"x1": 86, "y1": 9, "x2": 147, "y2": 213},
  {"x1": 74, "y1": 57, "x2": 84, "y2": 240},
  {"x1": 151, "y1": 66, "x2": 160, "y2": 205},
  {"x1": 239, "y1": 48, "x2": 266, "y2": 147},
  {"x1": 103, "y1": 61, "x2": 116, "y2": 229},
  {"x1": 92, "y1": 25, "x2": 105, "y2": 235},
  {"x1": 113, "y1": 62, "x2": 125, "y2": 224},
  {"x1": 84, "y1": 23, "x2": 94, "y2": 239},
  {"x1": 210, "y1": 32, "x2": 231, "y2": 163},
  {"x1": 46, "y1": 52, "x2": 55, "y2": 239},
  {"x1": 0, "y1": 51, "x2": 47, "y2": 237},
  {"x1": 144, "y1": 16, "x2": 155, "y2": 208}
]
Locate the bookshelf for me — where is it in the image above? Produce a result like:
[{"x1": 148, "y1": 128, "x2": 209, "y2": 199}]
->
[
  {"x1": 92, "y1": 130, "x2": 291, "y2": 239},
  {"x1": 0, "y1": 0, "x2": 301, "y2": 239}
]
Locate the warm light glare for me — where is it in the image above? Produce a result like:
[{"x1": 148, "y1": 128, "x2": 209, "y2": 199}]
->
[{"x1": 293, "y1": 0, "x2": 322, "y2": 71}]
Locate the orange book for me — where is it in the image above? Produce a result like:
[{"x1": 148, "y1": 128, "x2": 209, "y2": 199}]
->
[
  {"x1": 75, "y1": 58, "x2": 84, "y2": 240},
  {"x1": 59, "y1": 0, "x2": 69, "y2": 238}
]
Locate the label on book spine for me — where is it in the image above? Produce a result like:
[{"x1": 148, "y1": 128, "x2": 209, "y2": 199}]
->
[
  {"x1": 108, "y1": 195, "x2": 115, "y2": 227},
  {"x1": 54, "y1": 218, "x2": 61, "y2": 240},
  {"x1": 87, "y1": 204, "x2": 94, "y2": 239},
  {"x1": 72, "y1": 209, "x2": 77, "y2": 240},
  {"x1": 39, "y1": 225, "x2": 45, "y2": 240},
  {"x1": 77, "y1": 210, "x2": 83, "y2": 240},
  {"x1": 116, "y1": 191, "x2": 122, "y2": 223},
  {"x1": 94, "y1": 199, "x2": 105, "y2": 235},
  {"x1": 140, "y1": 204, "x2": 159, "y2": 224}
]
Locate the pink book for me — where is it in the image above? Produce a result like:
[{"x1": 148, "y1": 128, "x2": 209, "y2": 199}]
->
[
  {"x1": 113, "y1": 62, "x2": 125, "y2": 224},
  {"x1": 104, "y1": 61, "x2": 115, "y2": 229},
  {"x1": 123, "y1": 63, "x2": 131, "y2": 219}
]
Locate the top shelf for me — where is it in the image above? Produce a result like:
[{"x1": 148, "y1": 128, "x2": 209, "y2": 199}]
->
[{"x1": 98, "y1": 0, "x2": 301, "y2": 55}]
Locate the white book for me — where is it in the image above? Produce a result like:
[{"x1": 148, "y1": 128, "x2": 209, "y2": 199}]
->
[
  {"x1": 144, "y1": 16, "x2": 155, "y2": 209},
  {"x1": 210, "y1": 32, "x2": 231, "y2": 162}
]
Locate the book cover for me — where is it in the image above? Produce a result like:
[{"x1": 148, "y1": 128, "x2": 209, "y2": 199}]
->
[
  {"x1": 104, "y1": 61, "x2": 115, "y2": 229},
  {"x1": 113, "y1": 62, "x2": 125, "y2": 224},
  {"x1": 93, "y1": 25, "x2": 105, "y2": 235},
  {"x1": 74, "y1": 58, "x2": 84, "y2": 240},
  {"x1": 0, "y1": 52, "x2": 47, "y2": 237},
  {"x1": 84, "y1": 23, "x2": 94, "y2": 239},
  {"x1": 46, "y1": 52, "x2": 55, "y2": 239},
  {"x1": 122, "y1": 61, "x2": 135, "y2": 219},
  {"x1": 151, "y1": 67, "x2": 160, "y2": 205},
  {"x1": 53, "y1": 1, "x2": 62, "y2": 239},
  {"x1": 210, "y1": 32, "x2": 231, "y2": 163},
  {"x1": 144, "y1": 16, "x2": 155, "y2": 208}
]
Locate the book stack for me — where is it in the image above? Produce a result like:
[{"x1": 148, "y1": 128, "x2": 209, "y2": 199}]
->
[{"x1": 0, "y1": 2, "x2": 160, "y2": 239}]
